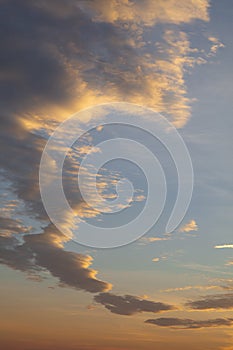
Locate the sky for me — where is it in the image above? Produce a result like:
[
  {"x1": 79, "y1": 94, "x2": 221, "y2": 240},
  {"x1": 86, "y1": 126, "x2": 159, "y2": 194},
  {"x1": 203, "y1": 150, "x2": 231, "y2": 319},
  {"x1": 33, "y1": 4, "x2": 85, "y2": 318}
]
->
[{"x1": 0, "y1": 1, "x2": 233, "y2": 349}]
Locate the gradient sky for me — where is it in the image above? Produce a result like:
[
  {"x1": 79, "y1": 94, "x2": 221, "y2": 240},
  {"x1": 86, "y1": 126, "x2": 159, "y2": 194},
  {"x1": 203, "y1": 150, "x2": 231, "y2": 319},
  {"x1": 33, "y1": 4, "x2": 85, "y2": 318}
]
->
[{"x1": 0, "y1": 1, "x2": 233, "y2": 349}]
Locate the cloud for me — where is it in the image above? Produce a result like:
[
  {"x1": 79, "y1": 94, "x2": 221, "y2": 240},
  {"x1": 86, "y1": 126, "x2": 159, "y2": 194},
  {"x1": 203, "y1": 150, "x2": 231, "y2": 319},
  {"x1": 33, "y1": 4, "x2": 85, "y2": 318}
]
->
[
  {"x1": 207, "y1": 36, "x2": 225, "y2": 57},
  {"x1": 0, "y1": 0, "x2": 214, "y2": 223},
  {"x1": 215, "y1": 279, "x2": 233, "y2": 291},
  {"x1": 79, "y1": 0, "x2": 209, "y2": 26},
  {"x1": 94, "y1": 293, "x2": 174, "y2": 315},
  {"x1": 0, "y1": 0, "x2": 205, "y2": 215},
  {"x1": 186, "y1": 293, "x2": 233, "y2": 310},
  {"x1": 161, "y1": 279, "x2": 233, "y2": 293},
  {"x1": 152, "y1": 256, "x2": 168, "y2": 263},
  {"x1": 179, "y1": 220, "x2": 198, "y2": 232},
  {"x1": 152, "y1": 258, "x2": 160, "y2": 262},
  {"x1": 0, "y1": 0, "x2": 212, "y2": 132},
  {"x1": 145, "y1": 317, "x2": 233, "y2": 329},
  {"x1": 215, "y1": 244, "x2": 233, "y2": 249},
  {"x1": 0, "y1": 224, "x2": 112, "y2": 293},
  {"x1": 0, "y1": 216, "x2": 31, "y2": 236},
  {"x1": 162, "y1": 285, "x2": 222, "y2": 293},
  {"x1": 140, "y1": 236, "x2": 171, "y2": 243},
  {"x1": 0, "y1": 0, "x2": 220, "y2": 294}
]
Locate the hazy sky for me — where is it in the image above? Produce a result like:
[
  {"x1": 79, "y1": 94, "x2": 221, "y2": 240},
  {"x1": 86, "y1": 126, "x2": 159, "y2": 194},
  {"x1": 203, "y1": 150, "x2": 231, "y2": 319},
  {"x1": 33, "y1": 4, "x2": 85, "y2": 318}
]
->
[{"x1": 0, "y1": 1, "x2": 233, "y2": 349}]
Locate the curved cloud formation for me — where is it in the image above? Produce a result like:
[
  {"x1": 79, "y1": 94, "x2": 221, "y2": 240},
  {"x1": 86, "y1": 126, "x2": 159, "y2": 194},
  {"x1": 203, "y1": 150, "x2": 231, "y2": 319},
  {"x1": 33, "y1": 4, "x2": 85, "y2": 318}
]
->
[
  {"x1": 0, "y1": 224, "x2": 112, "y2": 293},
  {"x1": 94, "y1": 293, "x2": 174, "y2": 315},
  {"x1": 0, "y1": 0, "x2": 220, "y2": 293},
  {"x1": 145, "y1": 317, "x2": 233, "y2": 329}
]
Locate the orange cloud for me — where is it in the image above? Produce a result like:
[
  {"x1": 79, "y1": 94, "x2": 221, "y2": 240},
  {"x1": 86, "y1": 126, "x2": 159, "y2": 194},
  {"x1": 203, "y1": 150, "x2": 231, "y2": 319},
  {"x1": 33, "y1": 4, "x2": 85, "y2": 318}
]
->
[
  {"x1": 179, "y1": 220, "x2": 198, "y2": 232},
  {"x1": 80, "y1": 0, "x2": 209, "y2": 26}
]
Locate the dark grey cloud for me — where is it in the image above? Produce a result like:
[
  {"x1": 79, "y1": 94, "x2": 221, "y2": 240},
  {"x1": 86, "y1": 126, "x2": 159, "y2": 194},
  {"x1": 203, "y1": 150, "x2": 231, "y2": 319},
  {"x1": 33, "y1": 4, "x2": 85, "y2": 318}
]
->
[
  {"x1": 0, "y1": 234, "x2": 36, "y2": 272},
  {"x1": 0, "y1": 133, "x2": 48, "y2": 219},
  {"x1": 0, "y1": 224, "x2": 111, "y2": 293},
  {"x1": 145, "y1": 317, "x2": 233, "y2": 329},
  {"x1": 0, "y1": 0, "x2": 78, "y2": 113},
  {"x1": 94, "y1": 293, "x2": 174, "y2": 315},
  {"x1": 0, "y1": 0, "x2": 138, "y2": 119},
  {"x1": 0, "y1": 1, "x2": 139, "y2": 292},
  {"x1": 186, "y1": 293, "x2": 233, "y2": 310}
]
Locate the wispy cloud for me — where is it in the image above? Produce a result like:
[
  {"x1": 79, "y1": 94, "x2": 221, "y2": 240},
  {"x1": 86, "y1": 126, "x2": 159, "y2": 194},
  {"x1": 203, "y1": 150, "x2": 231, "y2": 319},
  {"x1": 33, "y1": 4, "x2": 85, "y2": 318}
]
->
[
  {"x1": 215, "y1": 244, "x2": 233, "y2": 249},
  {"x1": 139, "y1": 236, "x2": 171, "y2": 244},
  {"x1": 186, "y1": 293, "x2": 233, "y2": 310},
  {"x1": 162, "y1": 285, "x2": 222, "y2": 293},
  {"x1": 145, "y1": 317, "x2": 233, "y2": 329},
  {"x1": 207, "y1": 36, "x2": 225, "y2": 57},
  {"x1": 179, "y1": 220, "x2": 198, "y2": 232}
]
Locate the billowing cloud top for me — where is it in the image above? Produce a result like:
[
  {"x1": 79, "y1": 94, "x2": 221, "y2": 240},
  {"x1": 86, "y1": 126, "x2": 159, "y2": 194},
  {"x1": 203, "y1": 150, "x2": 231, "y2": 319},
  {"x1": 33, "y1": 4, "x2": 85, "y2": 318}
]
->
[{"x1": 0, "y1": 0, "x2": 215, "y2": 131}]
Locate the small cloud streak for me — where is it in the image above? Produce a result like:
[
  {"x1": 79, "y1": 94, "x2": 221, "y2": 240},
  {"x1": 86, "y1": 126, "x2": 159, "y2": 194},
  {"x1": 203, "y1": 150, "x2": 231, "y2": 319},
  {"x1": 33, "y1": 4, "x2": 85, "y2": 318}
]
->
[
  {"x1": 186, "y1": 293, "x2": 233, "y2": 310},
  {"x1": 139, "y1": 236, "x2": 171, "y2": 245},
  {"x1": 145, "y1": 317, "x2": 233, "y2": 329},
  {"x1": 162, "y1": 284, "x2": 221, "y2": 293},
  {"x1": 215, "y1": 244, "x2": 233, "y2": 249}
]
